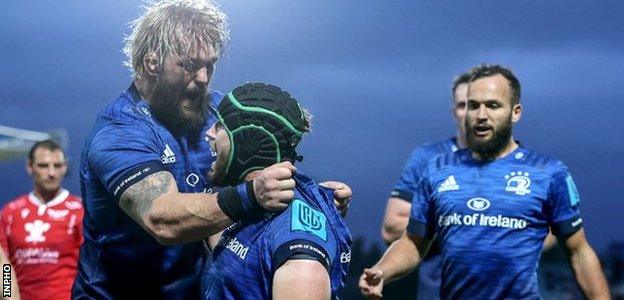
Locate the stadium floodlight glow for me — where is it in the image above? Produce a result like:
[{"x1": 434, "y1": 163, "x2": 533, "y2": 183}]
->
[{"x1": 0, "y1": 125, "x2": 67, "y2": 162}]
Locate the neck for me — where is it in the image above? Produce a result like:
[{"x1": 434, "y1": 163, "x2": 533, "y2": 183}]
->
[
  {"x1": 455, "y1": 132, "x2": 466, "y2": 149},
  {"x1": 33, "y1": 187, "x2": 61, "y2": 203},
  {"x1": 471, "y1": 137, "x2": 518, "y2": 161},
  {"x1": 134, "y1": 77, "x2": 155, "y2": 104}
]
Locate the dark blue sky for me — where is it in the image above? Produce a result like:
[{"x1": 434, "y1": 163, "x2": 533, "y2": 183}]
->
[{"x1": 1, "y1": 0, "x2": 622, "y2": 251}]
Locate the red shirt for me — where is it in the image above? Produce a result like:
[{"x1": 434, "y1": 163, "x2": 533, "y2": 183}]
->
[{"x1": 0, "y1": 189, "x2": 83, "y2": 300}]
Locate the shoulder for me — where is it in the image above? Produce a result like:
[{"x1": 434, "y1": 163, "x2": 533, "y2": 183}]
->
[
  {"x1": 209, "y1": 90, "x2": 224, "y2": 107},
  {"x1": 99, "y1": 85, "x2": 152, "y2": 125},
  {"x1": 515, "y1": 148, "x2": 567, "y2": 174},
  {"x1": 63, "y1": 194, "x2": 83, "y2": 211},
  {"x1": 408, "y1": 138, "x2": 455, "y2": 161},
  {"x1": 1, "y1": 194, "x2": 29, "y2": 215},
  {"x1": 422, "y1": 148, "x2": 467, "y2": 176}
]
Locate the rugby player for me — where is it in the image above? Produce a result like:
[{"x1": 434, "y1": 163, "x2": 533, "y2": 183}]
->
[
  {"x1": 381, "y1": 72, "x2": 469, "y2": 299},
  {"x1": 73, "y1": 1, "x2": 351, "y2": 299},
  {"x1": 202, "y1": 83, "x2": 351, "y2": 300},
  {"x1": 0, "y1": 140, "x2": 82, "y2": 300},
  {"x1": 360, "y1": 64, "x2": 610, "y2": 299}
]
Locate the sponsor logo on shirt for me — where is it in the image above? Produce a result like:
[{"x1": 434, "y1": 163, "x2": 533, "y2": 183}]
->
[
  {"x1": 438, "y1": 175, "x2": 460, "y2": 192},
  {"x1": 466, "y1": 197, "x2": 490, "y2": 211},
  {"x1": 14, "y1": 248, "x2": 59, "y2": 265},
  {"x1": 505, "y1": 171, "x2": 531, "y2": 195},
  {"x1": 438, "y1": 198, "x2": 528, "y2": 230},
  {"x1": 340, "y1": 250, "x2": 351, "y2": 264},
  {"x1": 24, "y1": 220, "x2": 50, "y2": 244},
  {"x1": 161, "y1": 144, "x2": 176, "y2": 164},
  {"x1": 571, "y1": 218, "x2": 583, "y2": 227},
  {"x1": 291, "y1": 199, "x2": 327, "y2": 241},
  {"x1": 225, "y1": 237, "x2": 249, "y2": 260},
  {"x1": 186, "y1": 173, "x2": 200, "y2": 187}
]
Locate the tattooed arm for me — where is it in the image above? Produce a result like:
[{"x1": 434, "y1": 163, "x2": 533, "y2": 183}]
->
[
  {"x1": 119, "y1": 161, "x2": 297, "y2": 245},
  {"x1": 119, "y1": 171, "x2": 231, "y2": 245}
]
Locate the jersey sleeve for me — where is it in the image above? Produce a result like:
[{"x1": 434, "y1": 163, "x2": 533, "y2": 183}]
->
[
  {"x1": 406, "y1": 174, "x2": 436, "y2": 239},
  {"x1": 547, "y1": 164, "x2": 583, "y2": 237},
  {"x1": 0, "y1": 205, "x2": 12, "y2": 254},
  {"x1": 87, "y1": 122, "x2": 169, "y2": 200},
  {"x1": 268, "y1": 199, "x2": 337, "y2": 274},
  {"x1": 390, "y1": 149, "x2": 429, "y2": 202}
]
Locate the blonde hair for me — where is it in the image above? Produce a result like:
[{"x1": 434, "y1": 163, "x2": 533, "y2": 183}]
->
[{"x1": 123, "y1": 0, "x2": 229, "y2": 79}]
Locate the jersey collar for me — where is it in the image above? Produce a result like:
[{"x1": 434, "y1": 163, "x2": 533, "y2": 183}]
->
[{"x1": 28, "y1": 188, "x2": 69, "y2": 208}]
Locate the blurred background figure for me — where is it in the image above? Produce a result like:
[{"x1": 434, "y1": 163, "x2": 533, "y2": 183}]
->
[
  {"x1": 380, "y1": 71, "x2": 469, "y2": 299},
  {"x1": 0, "y1": 140, "x2": 83, "y2": 300}
]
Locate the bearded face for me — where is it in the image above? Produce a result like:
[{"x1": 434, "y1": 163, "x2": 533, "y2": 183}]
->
[
  {"x1": 150, "y1": 75, "x2": 209, "y2": 137},
  {"x1": 465, "y1": 111, "x2": 513, "y2": 160}
]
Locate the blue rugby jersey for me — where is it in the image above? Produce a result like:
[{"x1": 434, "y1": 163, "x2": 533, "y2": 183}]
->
[
  {"x1": 73, "y1": 84, "x2": 221, "y2": 299},
  {"x1": 203, "y1": 173, "x2": 352, "y2": 300},
  {"x1": 407, "y1": 147, "x2": 583, "y2": 300},
  {"x1": 391, "y1": 138, "x2": 458, "y2": 300}
]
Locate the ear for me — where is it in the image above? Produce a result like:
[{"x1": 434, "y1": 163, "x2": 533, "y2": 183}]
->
[
  {"x1": 142, "y1": 52, "x2": 160, "y2": 76},
  {"x1": 26, "y1": 160, "x2": 34, "y2": 175},
  {"x1": 511, "y1": 103, "x2": 522, "y2": 123}
]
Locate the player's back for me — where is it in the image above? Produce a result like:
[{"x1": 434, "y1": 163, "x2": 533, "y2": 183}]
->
[{"x1": 204, "y1": 172, "x2": 352, "y2": 300}]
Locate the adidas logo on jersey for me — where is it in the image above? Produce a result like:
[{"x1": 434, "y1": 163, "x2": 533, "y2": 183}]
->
[
  {"x1": 438, "y1": 175, "x2": 460, "y2": 192},
  {"x1": 161, "y1": 144, "x2": 176, "y2": 164}
]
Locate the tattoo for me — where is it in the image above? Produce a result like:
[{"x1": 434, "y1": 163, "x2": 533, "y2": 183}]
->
[{"x1": 119, "y1": 171, "x2": 173, "y2": 223}]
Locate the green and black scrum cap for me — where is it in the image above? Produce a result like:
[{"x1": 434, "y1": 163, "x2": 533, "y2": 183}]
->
[{"x1": 213, "y1": 82, "x2": 308, "y2": 185}]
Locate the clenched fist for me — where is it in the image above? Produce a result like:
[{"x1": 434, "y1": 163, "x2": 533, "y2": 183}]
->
[{"x1": 253, "y1": 161, "x2": 297, "y2": 211}]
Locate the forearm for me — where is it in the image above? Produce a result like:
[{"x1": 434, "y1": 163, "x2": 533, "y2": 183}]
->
[
  {"x1": 569, "y1": 245, "x2": 610, "y2": 299},
  {"x1": 145, "y1": 192, "x2": 232, "y2": 244},
  {"x1": 120, "y1": 171, "x2": 234, "y2": 245},
  {"x1": 375, "y1": 233, "x2": 423, "y2": 283}
]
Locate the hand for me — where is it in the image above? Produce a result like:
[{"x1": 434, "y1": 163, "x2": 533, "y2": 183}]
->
[
  {"x1": 319, "y1": 181, "x2": 352, "y2": 217},
  {"x1": 359, "y1": 268, "x2": 384, "y2": 299},
  {"x1": 253, "y1": 162, "x2": 297, "y2": 211}
]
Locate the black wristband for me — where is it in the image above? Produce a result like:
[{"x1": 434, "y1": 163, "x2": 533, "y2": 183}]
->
[{"x1": 217, "y1": 181, "x2": 260, "y2": 221}]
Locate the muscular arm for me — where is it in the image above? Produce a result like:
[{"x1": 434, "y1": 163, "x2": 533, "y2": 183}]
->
[
  {"x1": 273, "y1": 260, "x2": 330, "y2": 300},
  {"x1": 119, "y1": 171, "x2": 232, "y2": 245},
  {"x1": 381, "y1": 197, "x2": 410, "y2": 244},
  {"x1": 559, "y1": 229, "x2": 610, "y2": 299}
]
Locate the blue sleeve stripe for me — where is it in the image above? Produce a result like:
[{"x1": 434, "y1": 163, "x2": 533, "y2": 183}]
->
[
  {"x1": 109, "y1": 160, "x2": 167, "y2": 200},
  {"x1": 406, "y1": 218, "x2": 434, "y2": 239},
  {"x1": 272, "y1": 239, "x2": 331, "y2": 275},
  {"x1": 551, "y1": 215, "x2": 583, "y2": 237},
  {"x1": 390, "y1": 189, "x2": 413, "y2": 202}
]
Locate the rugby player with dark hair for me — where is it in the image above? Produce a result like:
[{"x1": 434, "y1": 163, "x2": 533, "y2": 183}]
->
[
  {"x1": 360, "y1": 64, "x2": 610, "y2": 299},
  {"x1": 202, "y1": 83, "x2": 351, "y2": 300},
  {"x1": 0, "y1": 139, "x2": 83, "y2": 300}
]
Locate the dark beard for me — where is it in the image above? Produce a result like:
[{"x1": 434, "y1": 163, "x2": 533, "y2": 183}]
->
[
  {"x1": 150, "y1": 79, "x2": 209, "y2": 139},
  {"x1": 208, "y1": 150, "x2": 230, "y2": 187},
  {"x1": 465, "y1": 117, "x2": 512, "y2": 160}
]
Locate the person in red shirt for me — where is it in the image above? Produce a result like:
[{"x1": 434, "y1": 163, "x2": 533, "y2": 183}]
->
[{"x1": 0, "y1": 140, "x2": 83, "y2": 300}]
